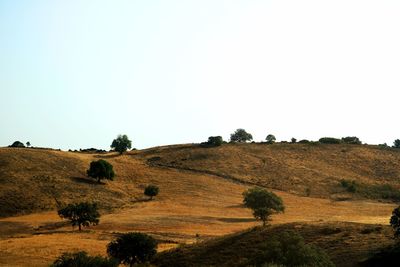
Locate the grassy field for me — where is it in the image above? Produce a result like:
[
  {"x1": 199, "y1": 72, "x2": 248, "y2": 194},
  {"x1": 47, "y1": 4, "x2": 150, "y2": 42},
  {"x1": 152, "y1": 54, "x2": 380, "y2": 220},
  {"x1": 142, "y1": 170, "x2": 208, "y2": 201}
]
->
[{"x1": 0, "y1": 144, "x2": 399, "y2": 266}]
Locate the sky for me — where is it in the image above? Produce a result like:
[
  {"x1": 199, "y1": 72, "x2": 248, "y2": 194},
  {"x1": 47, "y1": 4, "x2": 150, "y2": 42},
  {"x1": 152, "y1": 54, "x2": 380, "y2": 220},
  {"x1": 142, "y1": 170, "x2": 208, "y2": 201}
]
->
[{"x1": 1, "y1": 0, "x2": 399, "y2": 150}]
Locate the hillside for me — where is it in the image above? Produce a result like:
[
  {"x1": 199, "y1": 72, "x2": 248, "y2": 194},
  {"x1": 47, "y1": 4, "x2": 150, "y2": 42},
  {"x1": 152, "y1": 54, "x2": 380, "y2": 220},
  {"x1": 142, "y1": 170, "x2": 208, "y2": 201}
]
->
[{"x1": 0, "y1": 143, "x2": 399, "y2": 266}]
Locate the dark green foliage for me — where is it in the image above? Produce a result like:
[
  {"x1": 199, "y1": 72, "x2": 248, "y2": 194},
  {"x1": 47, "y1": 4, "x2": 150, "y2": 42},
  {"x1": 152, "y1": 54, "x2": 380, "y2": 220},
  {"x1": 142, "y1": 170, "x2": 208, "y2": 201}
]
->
[
  {"x1": 265, "y1": 134, "x2": 276, "y2": 144},
  {"x1": 298, "y1": 139, "x2": 310, "y2": 144},
  {"x1": 86, "y1": 159, "x2": 115, "y2": 183},
  {"x1": 291, "y1": 138, "x2": 297, "y2": 143},
  {"x1": 318, "y1": 137, "x2": 342, "y2": 144},
  {"x1": 202, "y1": 136, "x2": 223, "y2": 147},
  {"x1": 58, "y1": 202, "x2": 100, "y2": 231},
  {"x1": 111, "y1": 134, "x2": 132, "y2": 154},
  {"x1": 230, "y1": 128, "x2": 253, "y2": 143},
  {"x1": 340, "y1": 179, "x2": 357, "y2": 193},
  {"x1": 393, "y1": 139, "x2": 400, "y2": 148},
  {"x1": 107, "y1": 232, "x2": 157, "y2": 267},
  {"x1": 252, "y1": 231, "x2": 334, "y2": 267},
  {"x1": 390, "y1": 206, "x2": 400, "y2": 237},
  {"x1": 341, "y1": 136, "x2": 362, "y2": 144},
  {"x1": 51, "y1": 251, "x2": 118, "y2": 267},
  {"x1": 360, "y1": 243, "x2": 400, "y2": 267},
  {"x1": 26, "y1": 141, "x2": 31, "y2": 147},
  {"x1": 144, "y1": 185, "x2": 159, "y2": 200},
  {"x1": 243, "y1": 187, "x2": 284, "y2": 226},
  {"x1": 9, "y1": 141, "x2": 25, "y2": 147}
]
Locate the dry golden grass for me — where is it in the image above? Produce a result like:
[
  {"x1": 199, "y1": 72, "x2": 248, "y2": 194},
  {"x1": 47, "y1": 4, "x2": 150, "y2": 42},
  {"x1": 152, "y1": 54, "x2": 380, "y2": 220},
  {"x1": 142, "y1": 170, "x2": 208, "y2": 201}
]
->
[{"x1": 0, "y1": 145, "x2": 398, "y2": 266}]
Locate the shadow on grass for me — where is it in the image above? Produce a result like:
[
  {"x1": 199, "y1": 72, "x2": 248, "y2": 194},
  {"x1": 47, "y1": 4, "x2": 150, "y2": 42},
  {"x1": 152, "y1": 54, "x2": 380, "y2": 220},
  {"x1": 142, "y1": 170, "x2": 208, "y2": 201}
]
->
[
  {"x1": 217, "y1": 217, "x2": 255, "y2": 223},
  {"x1": 131, "y1": 197, "x2": 152, "y2": 204},
  {"x1": 94, "y1": 153, "x2": 121, "y2": 159},
  {"x1": 70, "y1": 177, "x2": 104, "y2": 185}
]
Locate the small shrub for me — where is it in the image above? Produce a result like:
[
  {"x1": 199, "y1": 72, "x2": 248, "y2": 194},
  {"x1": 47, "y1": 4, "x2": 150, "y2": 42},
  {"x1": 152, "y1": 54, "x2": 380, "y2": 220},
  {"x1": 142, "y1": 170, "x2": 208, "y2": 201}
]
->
[
  {"x1": 340, "y1": 179, "x2": 357, "y2": 193},
  {"x1": 342, "y1": 136, "x2": 362, "y2": 144},
  {"x1": 144, "y1": 185, "x2": 159, "y2": 200},
  {"x1": 201, "y1": 136, "x2": 223, "y2": 147},
  {"x1": 291, "y1": 138, "x2": 297, "y2": 143},
  {"x1": 51, "y1": 251, "x2": 118, "y2": 267},
  {"x1": 319, "y1": 137, "x2": 342, "y2": 144},
  {"x1": 298, "y1": 139, "x2": 310, "y2": 144}
]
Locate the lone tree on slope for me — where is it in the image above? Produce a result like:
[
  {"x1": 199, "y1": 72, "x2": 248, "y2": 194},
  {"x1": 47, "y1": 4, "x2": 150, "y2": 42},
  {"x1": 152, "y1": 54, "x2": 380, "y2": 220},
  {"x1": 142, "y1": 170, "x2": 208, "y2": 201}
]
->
[
  {"x1": 243, "y1": 187, "x2": 285, "y2": 226},
  {"x1": 107, "y1": 232, "x2": 157, "y2": 267},
  {"x1": 144, "y1": 185, "x2": 159, "y2": 200},
  {"x1": 230, "y1": 128, "x2": 253, "y2": 143},
  {"x1": 87, "y1": 159, "x2": 115, "y2": 183},
  {"x1": 393, "y1": 139, "x2": 400, "y2": 148},
  {"x1": 111, "y1": 134, "x2": 132, "y2": 154},
  {"x1": 58, "y1": 202, "x2": 100, "y2": 231}
]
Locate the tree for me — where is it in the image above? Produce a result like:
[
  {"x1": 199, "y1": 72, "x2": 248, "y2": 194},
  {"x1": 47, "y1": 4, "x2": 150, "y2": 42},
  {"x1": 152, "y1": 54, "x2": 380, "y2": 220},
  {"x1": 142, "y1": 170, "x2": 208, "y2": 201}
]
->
[
  {"x1": 26, "y1": 141, "x2": 31, "y2": 147},
  {"x1": 107, "y1": 232, "x2": 157, "y2": 267},
  {"x1": 206, "y1": 136, "x2": 223, "y2": 147},
  {"x1": 144, "y1": 185, "x2": 159, "y2": 200},
  {"x1": 390, "y1": 206, "x2": 400, "y2": 237},
  {"x1": 243, "y1": 187, "x2": 284, "y2": 226},
  {"x1": 51, "y1": 251, "x2": 118, "y2": 267},
  {"x1": 291, "y1": 138, "x2": 297, "y2": 143},
  {"x1": 230, "y1": 128, "x2": 253, "y2": 143},
  {"x1": 9, "y1": 141, "x2": 25, "y2": 148},
  {"x1": 341, "y1": 136, "x2": 362, "y2": 144},
  {"x1": 111, "y1": 134, "x2": 132, "y2": 154},
  {"x1": 87, "y1": 159, "x2": 115, "y2": 183},
  {"x1": 393, "y1": 139, "x2": 400, "y2": 148},
  {"x1": 265, "y1": 134, "x2": 276, "y2": 144},
  {"x1": 58, "y1": 202, "x2": 100, "y2": 231}
]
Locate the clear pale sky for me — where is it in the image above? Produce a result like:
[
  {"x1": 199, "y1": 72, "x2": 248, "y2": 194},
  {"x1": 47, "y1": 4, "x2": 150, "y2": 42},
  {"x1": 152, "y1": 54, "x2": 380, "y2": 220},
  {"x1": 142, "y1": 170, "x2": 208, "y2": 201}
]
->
[{"x1": 1, "y1": 0, "x2": 399, "y2": 150}]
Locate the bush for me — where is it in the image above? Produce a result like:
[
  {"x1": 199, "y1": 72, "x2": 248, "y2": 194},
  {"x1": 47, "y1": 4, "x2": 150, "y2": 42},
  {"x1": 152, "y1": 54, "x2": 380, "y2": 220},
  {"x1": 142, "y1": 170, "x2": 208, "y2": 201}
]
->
[
  {"x1": 340, "y1": 179, "x2": 357, "y2": 193},
  {"x1": 390, "y1": 206, "x2": 400, "y2": 238},
  {"x1": 144, "y1": 185, "x2": 159, "y2": 200},
  {"x1": 107, "y1": 232, "x2": 157, "y2": 267},
  {"x1": 342, "y1": 136, "x2": 362, "y2": 144},
  {"x1": 393, "y1": 139, "x2": 400, "y2": 148},
  {"x1": 291, "y1": 138, "x2": 297, "y2": 143},
  {"x1": 252, "y1": 231, "x2": 334, "y2": 267},
  {"x1": 58, "y1": 202, "x2": 100, "y2": 231},
  {"x1": 87, "y1": 159, "x2": 115, "y2": 183},
  {"x1": 319, "y1": 137, "x2": 342, "y2": 144},
  {"x1": 243, "y1": 187, "x2": 284, "y2": 226},
  {"x1": 51, "y1": 251, "x2": 118, "y2": 267},
  {"x1": 201, "y1": 136, "x2": 223, "y2": 147},
  {"x1": 9, "y1": 141, "x2": 25, "y2": 148},
  {"x1": 298, "y1": 139, "x2": 310, "y2": 144},
  {"x1": 230, "y1": 128, "x2": 253, "y2": 143}
]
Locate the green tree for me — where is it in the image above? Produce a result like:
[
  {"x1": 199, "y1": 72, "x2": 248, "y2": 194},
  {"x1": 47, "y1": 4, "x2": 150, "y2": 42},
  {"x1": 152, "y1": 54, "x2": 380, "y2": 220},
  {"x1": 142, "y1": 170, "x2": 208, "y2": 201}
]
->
[
  {"x1": 87, "y1": 159, "x2": 115, "y2": 183},
  {"x1": 390, "y1": 206, "x2": 400, "y2": 237},
  {"x1": 51, "y1": 251, "x2": 118, "y2": 267},
  {"x1": 26, "y1": 141, "x2": 31, "y2": 147},
  {"x1": 107, "y1": 232, "x2": 157, "y2": 267},
  {"x1": 291, "y1": 138, "x2": 297, "y2": 143},
  {"x1": 243, "y1": 187, "x2": 284, "y2": 226},
  {"x1": 341, "y1": 136, "x2": 362, "y2": 144},
  {"x1": 58, "y1": 202, "x2": 100, "y2": 231},
  {"x1": 393, "y1": 139, "x2": 400, "y2": 148},
  {"x1": 111, "y1": 134, "x2": 132, "y2": 154},
  {"x1": 144, "y1": 185, "x2": 159, "y2": 200},
  {"x1": 9, "y1": 141, "x2": 25, "y2": 147},
  {"x1": 206, "y1": 136, "x2": 223, "y2": 147},
  {"x1": 265, "y1": 134, "x2": 276, "y2": 144},
  {"x1": 230, "y1": 128, "x2": 253, "y2": 143}
]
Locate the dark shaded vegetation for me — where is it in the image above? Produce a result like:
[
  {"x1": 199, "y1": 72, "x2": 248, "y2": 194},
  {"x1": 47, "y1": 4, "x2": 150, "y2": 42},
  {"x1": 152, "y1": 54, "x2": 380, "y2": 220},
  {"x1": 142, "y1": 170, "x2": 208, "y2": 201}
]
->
[
  {"x1": 339, "y1": 179, "x2": 400, "y2": 201},
  {"x1": 51, "y1": 251, "x2": 118, "y2": 267},
  {"x1": 341, "y1": 136, "x2": 362, "y2": 144},
  {"x1": 230, "y1": 128, "x2": 253, "y2": 143},
  {"x1": 360, "y1": 243, "x2": 400, "y2": 267},
  {"x1": 393, "y1": 139, "x2": 400, "y2": 148},
  {"x1": 144, "y1": 185, "x2": 159, "y2": 200},
  {"x1": 250, "y1": 231, "x2": 334, "y2": 267},
  {"x1": 265, "y1": 134, "x2": 276, "y2": 144},
  {"x1": 390, "y1": 206, "x2": 400, "y2": 237},
  {"x1": 87, "y1": 159, "x2": 115, "y2": 183},
  {"x1": 201, "y1": 136, "x2": 223, "y2": 147},
  {"x1": 58, "y1": 202, "x2": 100, "y2": 231},
  {"x1": 107, "y1": 232, "x2": 157, "y2": 267},
  {"x1": 319, "y1": 137, "x2": 342, "y2": 144},
  {"x1": 243, "y1": 187, "x2": 284, "y2": 226},
  {"x1": 9, "y1": 141, "x2": 25, "y2": 147},
  {"x1": 111, "y1": 134, "x2": 132, "y2": 154}
]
